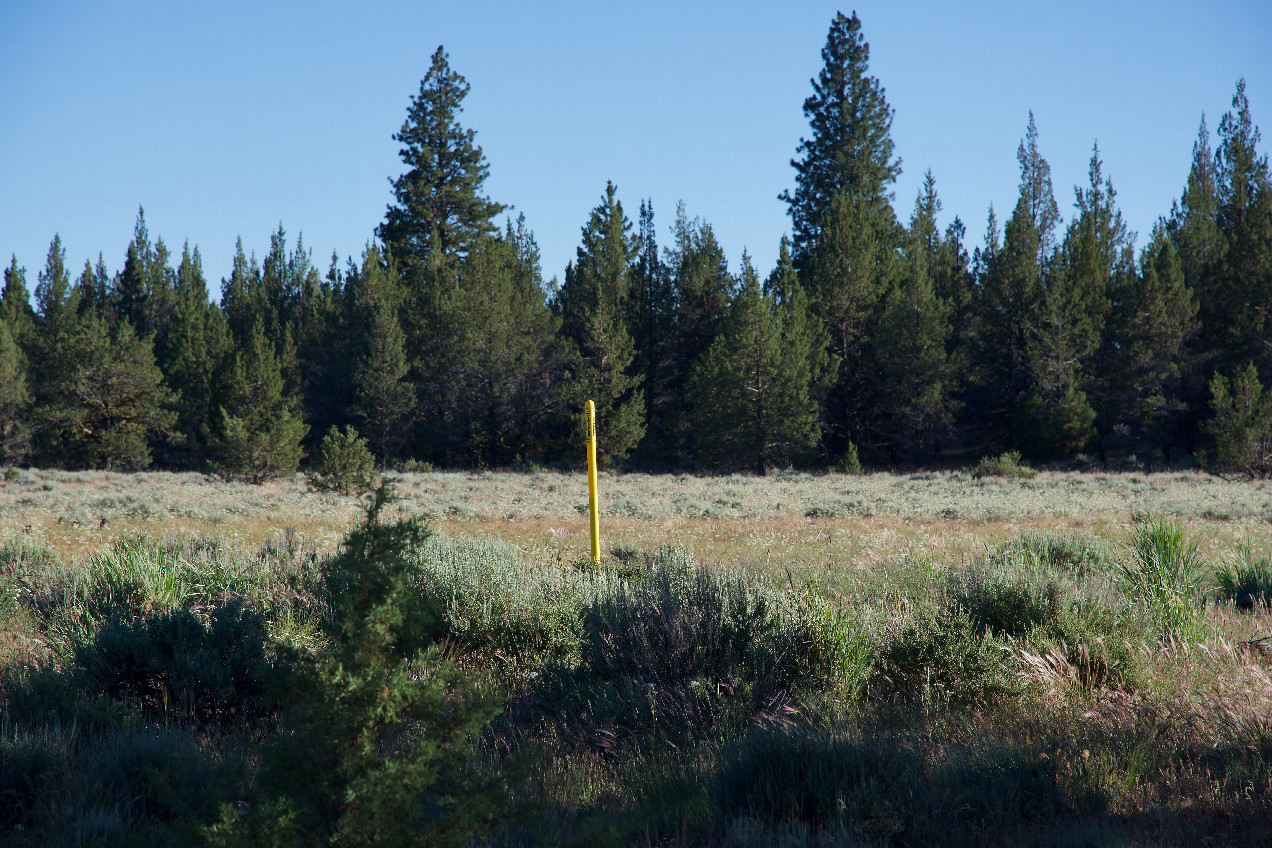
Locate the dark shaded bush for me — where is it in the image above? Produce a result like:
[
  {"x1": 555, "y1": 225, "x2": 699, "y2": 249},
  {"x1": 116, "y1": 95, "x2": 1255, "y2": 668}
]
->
[
  {"x1": 77, "y1": 600, "x2": 271, "y2": 722},
  {"x1": 714, "y1": 724, "x2": 1065, "y2": 837},
  {"x1": 0, "y1": 726, "x2": 68, "y2": 829}
]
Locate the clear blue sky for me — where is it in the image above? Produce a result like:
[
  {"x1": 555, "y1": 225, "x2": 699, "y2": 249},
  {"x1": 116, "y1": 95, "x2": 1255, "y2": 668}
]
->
[{"x1": 2, "y1": 0, "x2": 1269, "y2": 297}]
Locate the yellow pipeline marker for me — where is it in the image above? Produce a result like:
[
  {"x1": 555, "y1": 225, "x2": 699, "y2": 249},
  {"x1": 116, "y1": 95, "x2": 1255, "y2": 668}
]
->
[{"x1": 586, "y1": 400, "x2": 600, "y2": 564}]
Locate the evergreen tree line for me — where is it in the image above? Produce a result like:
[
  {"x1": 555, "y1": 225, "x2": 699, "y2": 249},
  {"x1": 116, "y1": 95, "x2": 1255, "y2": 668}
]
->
[{"x1": 2, "y1": 14, "x2": 1271, "y2": 478}]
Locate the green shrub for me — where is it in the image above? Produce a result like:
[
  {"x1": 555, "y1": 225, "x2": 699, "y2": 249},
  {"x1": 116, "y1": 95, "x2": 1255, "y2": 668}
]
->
[
  {"x1": 77, "y1": 600, "x2": 271, "y2": 722},
  {"x1": 835, "y1": 441, "x2": 862, "y2": 475},
  {"x1": 1117, "y1": 515, "x2": 1206, "y2": 640},
  {"x1": 878, "y1": 604, "x2": 1017, "y2": 704},
  {"x1": 308, "y1": 425, "x2": 376, "y2": 495},
  {"x1": 972, "y1": 450, "x2": 1038, "y2": 479},
  {"x1": 1215, "y1": 539, "x2": 1272, "y2": 609},
  {"x1": 223, "y1": 484, "x2": 504, "y2": 846}
]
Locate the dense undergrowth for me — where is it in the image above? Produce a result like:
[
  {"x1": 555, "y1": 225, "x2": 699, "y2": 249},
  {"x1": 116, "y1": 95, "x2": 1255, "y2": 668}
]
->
[{"x1": 2, "y1": 490, "x2": 1272, "y2": 846}]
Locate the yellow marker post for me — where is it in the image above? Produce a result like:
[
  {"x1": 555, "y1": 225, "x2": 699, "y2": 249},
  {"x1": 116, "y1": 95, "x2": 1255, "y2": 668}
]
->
[{"x1": 586, "y1": 400, "x2": 601, "y2": 564}]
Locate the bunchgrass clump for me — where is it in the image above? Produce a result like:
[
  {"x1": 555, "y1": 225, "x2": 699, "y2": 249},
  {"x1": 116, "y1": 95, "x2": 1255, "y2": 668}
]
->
[
  {"x1": 1117, "y1": 515, "x2": 1206, "y2": 641},
  {"x1": 1214, "y1": 538, "x2": 1272, "y2": 610}
]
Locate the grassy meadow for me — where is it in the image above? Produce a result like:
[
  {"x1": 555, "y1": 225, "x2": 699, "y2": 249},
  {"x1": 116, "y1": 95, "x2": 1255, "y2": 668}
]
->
[{"x1": 4, "y1": 467, "x2": 1272, "y2": 845}]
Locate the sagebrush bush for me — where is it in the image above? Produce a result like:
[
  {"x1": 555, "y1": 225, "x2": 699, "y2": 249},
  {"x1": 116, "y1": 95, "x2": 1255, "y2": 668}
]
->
[
  {"x1": 410, "y1": 533, "x2": 586, "y2": 665},
  {"x1": 879, "y1": 604, "x2": 1017, "y2": 704},
  {"x1": 535, "y1": 547, "x2": 872, "y2": 748}
]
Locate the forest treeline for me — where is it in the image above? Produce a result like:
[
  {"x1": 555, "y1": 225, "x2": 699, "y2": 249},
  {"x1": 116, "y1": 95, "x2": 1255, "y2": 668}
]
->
[{"x1": 2, "y1": 12, "x2": 1271, "y2": 478}]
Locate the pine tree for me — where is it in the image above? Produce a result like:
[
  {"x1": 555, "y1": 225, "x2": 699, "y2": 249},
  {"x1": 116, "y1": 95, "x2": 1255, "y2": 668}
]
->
[
  {"x1": 1015, "y1": 113, "x2": 1062, "y2": 264},
  {"x1": 33, "y1": 312, "x2": 175, "y2": 470},
  {"x1": 1212, "y1": 79, "x2": 1272, "y2": 376},
  {"x1": 687, "y1": 255, "x2": 825, "y2": 473},
  {"x1": 657, "y1": 204, "x2": 735, "y2": 463},
  {"x1": 112, "y1": 208, "x2": 174, "y2": 338},
  {"x1": 379, "y1": 46, "x2": 505, "y2": 268},
  {"x1": 1042, "y1": 145, "x2": 1133, "y2": 458},
  {"x1": 1106, "y1": 225, "x2": 1198, "y2": 457},
  {"x1": 421, "y1": 224, "x2": 569, "y2": 466},
  {"x1": 976, "y1": 117, "x2": 1061, "y2": 449},
  {"x1": 1, "y1": 257, "x2": 34, "y2": 356},
  {"x1": 872, "y1": 183, "x2": 960, "y2": 460},
  {"x1": 802, "y1": 188, "x2": 898, "y2": 456},
  {"x1": 556, "y1": 184, "x2": 645, "y2": 465},
  {"x1": 781, "y1": 10, "x2": 900, "y2": 262},
  {"x1": 76, "y1": 255, "x2": 112, "y2": 320},
  {"x1": 160, "y1": 244, "x2": 231, "y2": 466},
  {"x1": 349, "y1": 245, "x2": 415, "y2": 463},
  {"x1": 0, "y1": 321, "x2": 31, "y2": 464},
  {"x1": 629, "y1": 200, "x2": 677, "y2": 467},
  {"x1": 211, "y1": 321, "x2": 307, "y2": 483}
]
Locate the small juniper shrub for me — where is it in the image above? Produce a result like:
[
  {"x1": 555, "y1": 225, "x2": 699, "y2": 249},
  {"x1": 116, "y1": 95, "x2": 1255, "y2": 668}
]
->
[
  {"x1": 307, "y1": 425, "x2": 376, "y2": 495},
  {"x1": 972, "y1": 450, "x2": 1038, "y2": 479},
  {"x1": 217, "y1": 482, "x2": 506, "y2": 847},
  {"x1": 1214, "y1": 538, "x2": 1272, "y2": 609},
  {"x1": 835, "y1": 441, "x2": 862, "y2": 475}
]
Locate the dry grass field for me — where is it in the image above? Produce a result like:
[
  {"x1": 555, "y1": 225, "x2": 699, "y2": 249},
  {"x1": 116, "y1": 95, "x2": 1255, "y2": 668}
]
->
[{"x1": 6, "y1": 466, "x2": 1272, "y2": 576}]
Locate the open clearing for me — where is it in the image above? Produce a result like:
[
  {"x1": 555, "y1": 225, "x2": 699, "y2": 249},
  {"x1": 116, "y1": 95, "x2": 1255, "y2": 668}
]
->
[{"x1": 7, "y1": 467, "x2": 1272, "y2": 573}]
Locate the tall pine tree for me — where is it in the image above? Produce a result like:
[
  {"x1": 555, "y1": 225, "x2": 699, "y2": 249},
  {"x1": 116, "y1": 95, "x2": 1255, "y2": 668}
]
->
[
  {"x1": 687, "y1": 254, "x2": 827, "y2": 473},
  {"x1": 781, "y1": 10, "x2": 900, "y2": 263},
  {"x1": 556, "y1": 184, "x2": 645, "y2": 465},
  {"x1": 379, "y1": 46, "x2": 505, "y2": 268}
]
